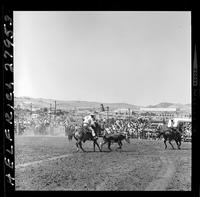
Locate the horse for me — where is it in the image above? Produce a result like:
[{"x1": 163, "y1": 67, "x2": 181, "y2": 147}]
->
[
  {"x1": 100, "y1": 130, "x2": 131, "y2": 151},
  {"x1": 156, "y1": 124, "x2": 182, "y2": 149},
  {"x1": 66, "y1": 122, "x2": 103, "y2": 152}
]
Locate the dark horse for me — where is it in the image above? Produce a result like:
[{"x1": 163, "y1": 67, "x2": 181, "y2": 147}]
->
[
  {"x1": 156, "y1": 124, "x2": 182, "y2": 149},
  {"x1": 100, "y1": 131, "x2": 131, "y2": 151},
  {"x1": 67, "y1": 122, "x2": 103, "y2": 152}
]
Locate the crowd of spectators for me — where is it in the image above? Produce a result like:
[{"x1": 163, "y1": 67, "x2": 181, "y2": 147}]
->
[
  {"x1": 14, "y1": 109, "x2": 191, "y2": 139},
  {"x1": 99, "y1": 117, "x2": 157, "y2": 139},
  {"x1": 97, "y1": 117, "x2": 191, "y2": 140},
  {"x1": 14, "y1": 111, "x2": 78, "y2": 135}
]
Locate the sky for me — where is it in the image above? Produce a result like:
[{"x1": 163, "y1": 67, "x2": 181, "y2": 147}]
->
[{"x1": 14, "y1": 11, "x2": 191, "y2": 106}]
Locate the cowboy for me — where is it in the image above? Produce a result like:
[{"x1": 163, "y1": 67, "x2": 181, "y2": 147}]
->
[
  {"x1": 83, "y1": 113, "x2": 97, "y2": 139},
  {"x1": 170, "y1": 119, "x2": 176, "y2": 133}
]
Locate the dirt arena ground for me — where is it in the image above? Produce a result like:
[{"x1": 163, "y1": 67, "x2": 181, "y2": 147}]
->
[{"x1": 15, "y1": 136, "x2": 191, "y2": 191}]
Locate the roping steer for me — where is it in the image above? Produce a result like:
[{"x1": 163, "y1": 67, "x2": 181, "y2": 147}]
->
[{"x1": 100, "y1": 132, "x2": 130, "y2": 151}]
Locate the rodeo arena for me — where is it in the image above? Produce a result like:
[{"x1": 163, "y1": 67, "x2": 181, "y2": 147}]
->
[{"x1": 15, "y1": 102, "x2": 192, "y2": 191}]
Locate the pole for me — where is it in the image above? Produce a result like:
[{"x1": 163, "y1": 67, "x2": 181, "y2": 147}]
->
[
  {"x1": 55, "y1": 101, "x2": 57, "y2": 115},
  {"x1": 30, "y1": 103, "x2": 32, "y2": 116},
  {"x1": 106, "y1": 106, "x2": 109, "y2": 125},
  {"x1": 50, "y1": 104, "x2": 52, "y2": 123}
]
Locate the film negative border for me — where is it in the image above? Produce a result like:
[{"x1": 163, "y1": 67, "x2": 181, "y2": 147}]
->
[
  {"x1": 0, "y1": 6, "x2": 199, "y2": 197},
  {"x1": 191, "y1": 10, "x2": 200, "y2": 193},
  {"x1": 2, "y1": 7, "x2": 14, "y2": 196}
]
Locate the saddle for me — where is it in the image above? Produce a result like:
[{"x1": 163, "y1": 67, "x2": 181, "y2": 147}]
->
[{"x1": 82, "y1": 126, "x2": 98, "y2": 137}]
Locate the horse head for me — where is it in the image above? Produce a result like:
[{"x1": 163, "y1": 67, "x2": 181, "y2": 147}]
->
[
  {"x1": 155, "y1": 124, "x2": 164, "y2": 138},
  {"x1": 156, "y1": 124, "x2": 161, "y2": 132},
  {"x1": 157, "y1": 124, "x2": 168, "y2": 132},
  {"x1": 121, "y1": 131, "x2": 131, "y2": 143}
]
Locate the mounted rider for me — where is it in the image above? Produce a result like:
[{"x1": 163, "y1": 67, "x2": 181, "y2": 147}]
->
[
  {"x1": 169, "y1": 119, "x2": 177, "y2": 133},
  {"x1": 83, "y1": 113, "x2": 98, "y2": 139}
]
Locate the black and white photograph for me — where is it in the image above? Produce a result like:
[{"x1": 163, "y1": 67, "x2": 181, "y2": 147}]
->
[{"x1": 14, "y1": 11, "x2": 191, "y2": 191}]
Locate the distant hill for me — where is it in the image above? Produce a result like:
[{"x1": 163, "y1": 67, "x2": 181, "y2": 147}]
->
[
  {"x1": 14, "y1": 97, "x2": 140, "y2": 111},
  {"x1": 147, "y1": 102, "x2": 174, "y2": 108},
  {"x1": 147, "y1": 102, "x2": 191, "y2": 112},
  {"x1": 14, "y1": 97, "x2": 191, "y2": 113}
]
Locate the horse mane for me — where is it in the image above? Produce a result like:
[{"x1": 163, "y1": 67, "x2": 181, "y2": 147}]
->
[{"x1": 92, "y1": 122, "x2": 103, "y2": 136}]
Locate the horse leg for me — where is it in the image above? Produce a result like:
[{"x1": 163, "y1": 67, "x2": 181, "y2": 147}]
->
[
  {"x1": 79, "y1": 141, "x2": 85, "y2": 152},
  {"x1": 94, "y1": 140, "x2": 102, "y2": 152},
  {"x1": 169, "y1": 140, "x2": 175, "y2": 149},
  {"x1": 93, "y1": 141, "x2": 96, "y2": 152},
  {"x1": 108, "y1": 141, "x2": 112, "y2": 151},
  {"x1": 100, "y1": 141, "x2": 107, "y2": 150},
  {"x1": 76, "y1": 141, "x2": 79, "y2": 152},
  {"x1": 119, "y1": 141, "x2": 123, "y2": 149},
  {"x1": 175, "y1": 140, "x2": 180, "y2": 149},
  {"x1": 117, "y1": 141, "x2": 122, "y2": 150},
  {"x1": 178, "y1": 140, "x2": 181, "y2": 149},
  {"x1": 164, "y1": 139, "x2": 167, "y2": 149}
]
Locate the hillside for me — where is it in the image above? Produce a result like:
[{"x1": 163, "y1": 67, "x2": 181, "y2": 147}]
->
[
  {"x1": 14, "y1": 97, "x2": 140, "y2": 111},
  {"x1": 14, "y1": 97, "x2": 191, "y2": 112},
  {"x1": 147, "y1": 102, "x2": 191, "y2": 112}
]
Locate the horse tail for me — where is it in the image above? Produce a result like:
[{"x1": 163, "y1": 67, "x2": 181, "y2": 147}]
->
[
  {"x1": 67, "y1": 132, "x2": 74, "y2": 141},
  {"x1": 65, "y1": 125, "x2": 75, "y2": 141}
]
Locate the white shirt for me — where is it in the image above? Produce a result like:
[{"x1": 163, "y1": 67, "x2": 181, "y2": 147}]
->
[{"x1": 83, "y1": 115, "x2": 95, "y2": 126}]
